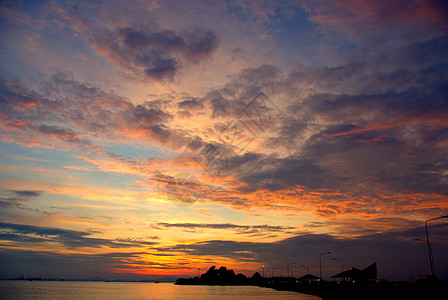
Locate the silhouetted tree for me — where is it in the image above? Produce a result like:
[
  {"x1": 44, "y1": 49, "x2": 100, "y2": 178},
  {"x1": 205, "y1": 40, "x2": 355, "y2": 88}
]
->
[
  {"x1": 176, "y1": 266, "x2": 250, "y2": 285},
  {"x1": 218, "y1": 266, "x2": 228, "y2": 279},
  {"x1": 251, "y1": 271, "x2": 262, "y2": 280},
  {"x1": 202, "y1": 266, "x2": 218, "y2": 280},
  {"x1": 236, "y1": 273, "x2": 247, "y2": 282}
]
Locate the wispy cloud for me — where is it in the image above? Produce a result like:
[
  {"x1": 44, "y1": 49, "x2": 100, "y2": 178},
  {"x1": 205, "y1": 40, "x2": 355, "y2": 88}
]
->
[
  {"x1": 0, "y1": 222, "x2": 158, "y2": 248},
  {"x1": 157, "y1": 223, "x2": 448, "y2": 279},
  {"x1": 0, "y1": 190, "x2": 42, "y2": 209},
  {"x1": 154, "y1": 222, "x2": 295, "y2": 233}
]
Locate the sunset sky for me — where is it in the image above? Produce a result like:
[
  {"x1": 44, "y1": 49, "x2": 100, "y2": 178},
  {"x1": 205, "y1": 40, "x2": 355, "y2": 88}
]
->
[{"x1": 1, "y1": 0, "x2": 448, "y2": 281}]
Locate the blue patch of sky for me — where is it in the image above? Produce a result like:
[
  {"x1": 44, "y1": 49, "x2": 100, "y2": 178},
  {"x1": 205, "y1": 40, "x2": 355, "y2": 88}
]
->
[
  {"x1": 106, "y1": 143, "x2": 172, "y2": 160},
  {"x1": 224, "y1": 1, "x2": 254, "y2": 23},
  {"x1": 0, "y1": 141, "x2": 74, "y2": 167},
  {"x1": 0, "y1": 11, "x2": 30, "y2": 76},
  {"x1": 262, "y1": 4, "x2": 359, "y2": 66},
  {"x1": 197, "y1": 203, "x2": 252, "y2": 221},
  {"x1": 269, "y1": 5, "x2": 322, "y2": 65},
  {"x1": 0, "y1": 141, "x2": 140, "y2": 191},
  {"x1": 36, "y1": 18, "x2": 90, "y2": 62},
  {"x1": 0, "y1": 0, "x2": 98, "y2": 84}
]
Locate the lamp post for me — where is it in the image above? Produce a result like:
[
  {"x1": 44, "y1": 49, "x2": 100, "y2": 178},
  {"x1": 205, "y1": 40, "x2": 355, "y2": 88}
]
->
[
  {"x1": 319, "y1": 251, "x2": 331, "y2": 280},
  {"x1": 271, "y1": 267, "x2": 278, "y2": 277},
  {"x1": 424, "y1": 215, "x2": 448, "y2": 278},
  {"x1": 287, "y1": 262, "x2": 295, "y2": 277},
  {"x1": 262, "y1": 265, "x2": 265, "y2": 278},
  {"x1": 302, "y1": 265, "x2": 309, "y2": 274},
  {"x1": 333, "y1": 258, "x2": 344, "y2": 272}
]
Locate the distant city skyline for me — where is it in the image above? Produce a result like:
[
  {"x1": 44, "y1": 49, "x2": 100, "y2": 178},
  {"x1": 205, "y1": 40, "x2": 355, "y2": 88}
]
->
[{"x1": 1, "y1": 0, "x2": 447, "y2": 281}]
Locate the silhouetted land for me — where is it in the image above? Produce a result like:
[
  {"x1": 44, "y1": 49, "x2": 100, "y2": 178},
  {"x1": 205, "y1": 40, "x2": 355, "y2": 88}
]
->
[
  {"x1": 261, "y1": 279, "x2": 448, "y2": 300},
  {"x1": 176, "y1": 266, "x2": 448, "y2": 300},
  {"x1": 175, "y1": 266, "x2": 261, "y2": 285},
  {"x1": 4, "y1": 275, "x2": 177, "y2": 283}
]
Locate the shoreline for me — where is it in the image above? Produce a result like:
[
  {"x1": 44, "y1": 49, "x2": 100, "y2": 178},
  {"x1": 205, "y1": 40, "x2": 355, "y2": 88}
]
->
[{"x1": 177, "y1": 279, "x2": 448, "y2": 300}]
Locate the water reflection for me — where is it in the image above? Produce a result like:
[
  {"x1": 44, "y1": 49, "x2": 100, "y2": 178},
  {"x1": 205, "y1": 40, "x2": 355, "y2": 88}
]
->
[{"x1": 0, "y1": 281, "x2": 322, "y2": 299}]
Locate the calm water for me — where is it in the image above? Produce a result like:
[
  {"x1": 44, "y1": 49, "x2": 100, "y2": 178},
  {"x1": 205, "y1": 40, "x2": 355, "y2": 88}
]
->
[{"x1": 0, "y1": 281, "x2": 321, "y2": 299}]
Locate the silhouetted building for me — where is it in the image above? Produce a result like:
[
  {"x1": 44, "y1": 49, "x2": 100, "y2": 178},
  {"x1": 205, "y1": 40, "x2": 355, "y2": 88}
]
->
[
  {"x1": 331, "y1": 262, "x2": 377, "y2": 282},
  {"x1": 330, "y1": 269, "x2": 353, "y2": 281}
]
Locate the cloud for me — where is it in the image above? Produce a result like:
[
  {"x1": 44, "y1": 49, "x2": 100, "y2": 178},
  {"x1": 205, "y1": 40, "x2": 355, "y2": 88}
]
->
[
  {"x1": 2, "y1": 0, "x2": 448, "y2": 282},
  {"x1": 154, "y1": 222, "x2": 295, "y2": 233},
  {"x1": 10, "y1": 190, "x2": 42, "y2": 198},
  {"x1": 377, "y1": 159, "x2": 448, "y2": 195},
  {"x1": 1, "y1": 29, "x2": 447, "y2": 225},
  {"x1": 0, "y1": 222, "x2": 158, "y2": 249},
  {"x1": 0, "y1": 71, "x2": 199, "y2": 177},
  {"x1": 91, "y1": 22, "x2": 218, "y2": 81},
  {"x1": 0, "y1": 249, "x2": 177, "y2": 280},
  {"x1": 235, "y1": 154, "x2": 337, "y2": 192},
  {"x1": 301, "y1": 0, "x2": 448, "y2": 41},
  {"x1": 0, "y1": 71, "x2": 210, "y2": 156},
  {"x1": 202, "y1": 35, "x2": 448, "y2": 196},
  {"x1": 178, "y1": 99, "x2": 204, "y2": 110},
  {"x1": 0, "y1": 190, "x2": 68, "y2": 217},
  {"x1": 157, "y1": 223, "x2": 448, "y2": 280},
  {"x1": 0, "y1": 5, "x2": 31, "y2": 25},
  {"x1": 2, "y1": 222, "x2": 447, "y2": 280},
  {"x1": 0, "y1": 190, "x2": 42, "y2": 209},
  {"x1": 128, "y1": 104, "x2": 173, "y2": 127}
]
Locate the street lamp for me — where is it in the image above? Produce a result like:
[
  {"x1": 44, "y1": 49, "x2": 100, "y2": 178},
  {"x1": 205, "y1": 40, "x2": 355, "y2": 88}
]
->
[
  {"x1": 262, "y1": 265, "x2": 265, "y2": 278},
  {"x1": 319, "y1": 251, "x2": 331, "y2": 280},
  {"x1": 271, "y1": 267, "x2": 278, "y2": 277},
  {"x1": 425, "y1": 215, "x2": 448, "y2": 278},
  {"x1": 302, "y1": 265, "x2": 310, "y2": 274},
  {"x1": 287, "y1": 262, "x2": 295, "y2": 277},
  {"x1": 333, "y1": 258, "x2": 344, "y2": 272}
]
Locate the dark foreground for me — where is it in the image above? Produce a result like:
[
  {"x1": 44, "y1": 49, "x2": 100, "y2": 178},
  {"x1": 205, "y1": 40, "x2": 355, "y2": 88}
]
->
[
  {"x1": 259, "y1": 280, "x2": 448, "y2": 300},
  {"x1": 176, "y1": 266, "x2": 448, "y2": 299},
  {"x1": 177, "y1": 278, "x2": 448, "y2": 300}
]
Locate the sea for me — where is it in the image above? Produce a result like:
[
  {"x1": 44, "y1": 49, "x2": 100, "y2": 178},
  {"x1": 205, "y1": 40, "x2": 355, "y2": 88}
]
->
[{"x1": 0, "y1": 281, "x2": 322, "y2": 299}]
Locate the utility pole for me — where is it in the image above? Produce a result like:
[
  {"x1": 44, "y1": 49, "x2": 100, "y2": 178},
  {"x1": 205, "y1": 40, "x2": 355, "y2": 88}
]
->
[
  {"x1": 425, "y1": 215, "x2": 448, "y2": 278},
  {"x1": 287, "y1": 262, "x2": 295, "y2": 277},
  {"x1": 319, "y1": 252, "x2": 331, "y2": 280}
]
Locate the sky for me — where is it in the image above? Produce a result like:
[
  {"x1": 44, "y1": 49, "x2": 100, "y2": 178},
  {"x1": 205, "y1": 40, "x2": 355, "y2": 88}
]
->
[{"x1": 0, "y1": 0, "x2": 447, "y2": 281}]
